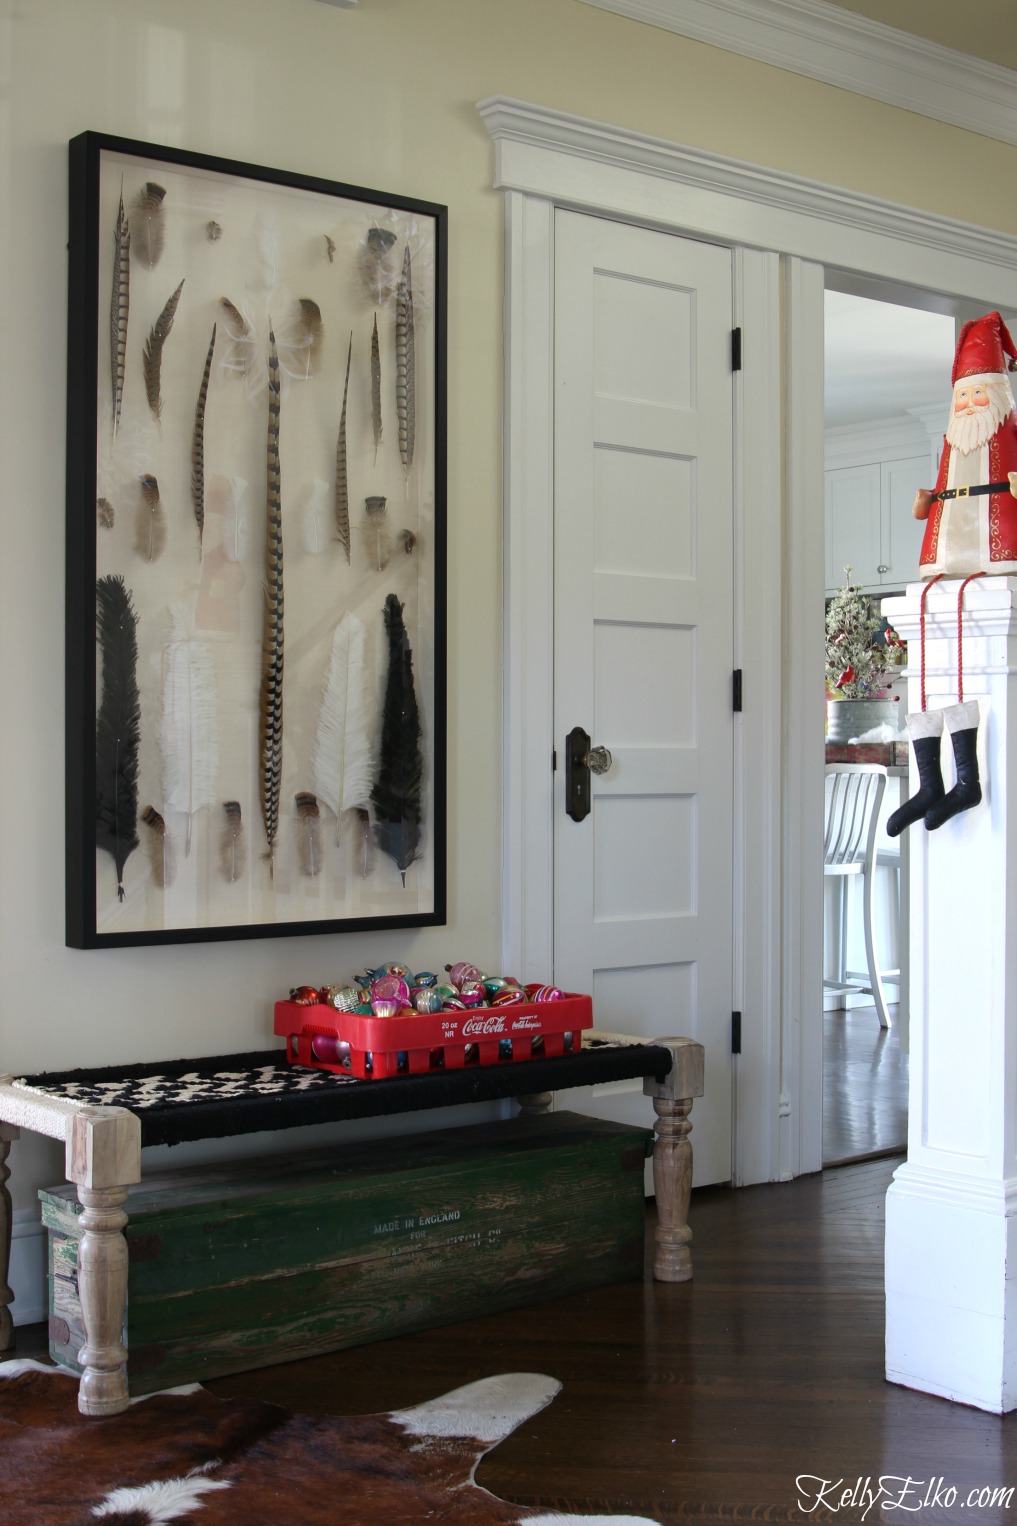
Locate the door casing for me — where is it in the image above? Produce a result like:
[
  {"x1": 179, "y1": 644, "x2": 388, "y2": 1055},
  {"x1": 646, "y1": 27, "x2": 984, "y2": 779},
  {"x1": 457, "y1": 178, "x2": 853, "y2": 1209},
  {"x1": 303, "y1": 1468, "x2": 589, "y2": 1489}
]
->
[{"x1": 481, "y1": 94, "x2": 1017, "y2": 1186}]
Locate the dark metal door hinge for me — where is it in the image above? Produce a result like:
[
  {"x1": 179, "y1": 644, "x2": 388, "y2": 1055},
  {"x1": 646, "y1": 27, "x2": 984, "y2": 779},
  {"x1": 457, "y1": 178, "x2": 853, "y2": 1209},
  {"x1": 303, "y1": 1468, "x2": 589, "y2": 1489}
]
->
[
  {"x1": 732, "y1": 669, "x2": 743, "y2": 713},
  {"x1": 732, "y1": 1011, "x2": 742, "y2": 1055},
  {"x1": 731, "y1": 327, "x2": 742, "y2": 372}
]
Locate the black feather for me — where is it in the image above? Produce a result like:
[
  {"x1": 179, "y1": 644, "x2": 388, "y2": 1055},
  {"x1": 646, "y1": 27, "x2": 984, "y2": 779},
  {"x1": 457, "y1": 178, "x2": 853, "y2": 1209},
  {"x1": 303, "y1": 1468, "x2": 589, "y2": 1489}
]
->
[
  {"x1": 371, "y1": 594, "x2": 423, "y2": 883},
  {"x1": 95, "y1": 575, "x2": 141, "y2": 901}
]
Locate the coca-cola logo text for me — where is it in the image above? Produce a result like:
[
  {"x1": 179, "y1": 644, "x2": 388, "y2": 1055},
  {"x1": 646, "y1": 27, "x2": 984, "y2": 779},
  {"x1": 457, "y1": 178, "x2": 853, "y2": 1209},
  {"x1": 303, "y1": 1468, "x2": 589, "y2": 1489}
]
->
[{"x1": 461, "y1": 1014, "x2": 507, "y2": 1036}]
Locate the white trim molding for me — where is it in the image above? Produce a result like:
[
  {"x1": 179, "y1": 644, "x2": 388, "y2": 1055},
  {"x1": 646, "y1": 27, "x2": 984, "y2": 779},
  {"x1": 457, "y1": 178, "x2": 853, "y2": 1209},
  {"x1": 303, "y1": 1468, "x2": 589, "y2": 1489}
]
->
[
  {"x1": 577, "y1": 0, "x2": 1017, "y2": 148},
  {"x1": 478, "y1": 96, "x2": 1017, "y2": 297}
]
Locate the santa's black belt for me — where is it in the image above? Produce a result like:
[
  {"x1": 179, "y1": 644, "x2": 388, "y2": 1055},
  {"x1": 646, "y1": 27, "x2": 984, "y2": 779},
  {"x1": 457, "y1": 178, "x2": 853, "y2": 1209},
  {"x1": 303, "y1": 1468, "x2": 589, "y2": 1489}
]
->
[{"x1": 933, "y1": 482, "x2": 1010, "y2": 501}]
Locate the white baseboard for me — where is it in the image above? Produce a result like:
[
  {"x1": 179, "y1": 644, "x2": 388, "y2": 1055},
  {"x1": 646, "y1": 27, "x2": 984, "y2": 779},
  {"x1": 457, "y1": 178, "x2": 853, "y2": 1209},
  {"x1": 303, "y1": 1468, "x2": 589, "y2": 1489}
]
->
[{"x1": 8, "y1": 1210, "x2": 46, "y2": 1327}]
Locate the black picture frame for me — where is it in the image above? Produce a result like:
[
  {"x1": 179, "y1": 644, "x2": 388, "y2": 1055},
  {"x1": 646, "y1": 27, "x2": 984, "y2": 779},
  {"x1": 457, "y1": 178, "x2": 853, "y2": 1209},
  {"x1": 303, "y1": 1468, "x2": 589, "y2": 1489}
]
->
[{"x1": 66, "y1": 131, "x2": 447, "y2": 948}]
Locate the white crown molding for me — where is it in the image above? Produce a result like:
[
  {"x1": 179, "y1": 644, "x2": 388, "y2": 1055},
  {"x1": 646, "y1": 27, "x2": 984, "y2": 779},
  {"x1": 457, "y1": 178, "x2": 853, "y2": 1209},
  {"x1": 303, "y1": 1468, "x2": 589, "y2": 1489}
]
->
[
  {"x1": 577, "y1": 0, "x2": 1017, "y2": 147},
  {"x1": 478, "y1": 95, "x2": 1017, "y2": 287}
]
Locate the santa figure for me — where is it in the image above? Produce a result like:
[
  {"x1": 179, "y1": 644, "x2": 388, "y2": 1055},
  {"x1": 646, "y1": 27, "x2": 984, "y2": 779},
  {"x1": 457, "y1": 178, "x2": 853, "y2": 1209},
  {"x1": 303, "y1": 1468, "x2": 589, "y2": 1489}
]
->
[
  {"x1": 914, "y1": 310, "x2": 1017, "y2": 578},
  {"x1": 888, "y1": 311, "x2": 1017, "y2": 837}
]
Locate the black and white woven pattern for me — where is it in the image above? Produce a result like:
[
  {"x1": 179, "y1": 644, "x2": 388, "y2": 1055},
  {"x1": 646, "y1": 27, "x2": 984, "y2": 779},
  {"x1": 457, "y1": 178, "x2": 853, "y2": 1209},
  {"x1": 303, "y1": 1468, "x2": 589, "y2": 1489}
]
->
[{"x1": 14, "y1": 1059, "x2": 356, "y2": 1112}]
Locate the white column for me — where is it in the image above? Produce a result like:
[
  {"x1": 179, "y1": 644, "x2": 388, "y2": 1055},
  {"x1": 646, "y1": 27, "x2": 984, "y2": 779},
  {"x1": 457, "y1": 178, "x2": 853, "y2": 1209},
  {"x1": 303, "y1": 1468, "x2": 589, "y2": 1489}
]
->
[{"x1": 881, "y1": 576, "x2": 1017, "y2": 1413}]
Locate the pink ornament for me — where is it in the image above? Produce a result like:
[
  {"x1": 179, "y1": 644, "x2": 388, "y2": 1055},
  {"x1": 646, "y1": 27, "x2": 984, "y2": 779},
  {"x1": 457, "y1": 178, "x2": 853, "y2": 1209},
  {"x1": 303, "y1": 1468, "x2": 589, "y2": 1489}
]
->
[
  {"x1": 311, "y1": 1034, "x2": 350, "y2": 1064},
  {"x1": 371, "y1": 997, "x2": 404, "y2": 1018},
  {"x1": 446, "y1": 961, "x2": 482, "y2": 988},
  {"x1": 371, "y1": 975, "x2": 411, "y2": 1006}
]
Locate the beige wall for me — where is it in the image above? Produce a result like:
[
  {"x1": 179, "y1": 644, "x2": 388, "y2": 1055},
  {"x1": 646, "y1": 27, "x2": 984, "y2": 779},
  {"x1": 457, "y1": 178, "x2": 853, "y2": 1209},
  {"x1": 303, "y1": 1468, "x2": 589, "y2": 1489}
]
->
[{"x1": 2, "y1": 0, "x2": 1015, "y2": 1207}]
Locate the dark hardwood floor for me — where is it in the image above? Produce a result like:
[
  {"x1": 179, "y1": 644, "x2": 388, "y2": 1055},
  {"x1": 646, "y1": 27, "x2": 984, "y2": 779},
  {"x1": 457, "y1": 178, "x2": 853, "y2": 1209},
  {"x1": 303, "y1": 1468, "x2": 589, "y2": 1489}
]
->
[
  {"x1": 824, "y1": 1001, "x2": 908, "y2": 1166},
  {"x1": 199, "y1": 1155, "x2": 1015, "y2": 1523},
  {"x1": 16, "y1": 1151, "x2": 1015, "y2": 1522}
]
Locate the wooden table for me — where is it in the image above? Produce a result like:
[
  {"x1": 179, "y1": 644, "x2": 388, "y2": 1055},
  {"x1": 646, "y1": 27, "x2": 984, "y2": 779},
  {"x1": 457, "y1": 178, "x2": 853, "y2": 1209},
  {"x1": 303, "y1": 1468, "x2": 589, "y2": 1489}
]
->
[{"x1": 0, "y1": 1032, "x2": 703, "y2": 1416}]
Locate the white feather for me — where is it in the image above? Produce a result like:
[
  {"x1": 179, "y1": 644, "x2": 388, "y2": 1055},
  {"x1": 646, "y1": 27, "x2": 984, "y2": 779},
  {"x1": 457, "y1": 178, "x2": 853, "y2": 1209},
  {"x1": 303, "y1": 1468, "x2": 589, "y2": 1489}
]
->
[
  {"x1": 160, "y1": 605, "x2": 220, "y2": 855},
  {"x1": 312, "y1": 612, "x2": 373, "y2": 842},
  {"x1": 302, "y1": 477, "x2": 330, "y2": 555},
  {"x1": 222, "y1": 476, "x2": 247, "y2": 563}
]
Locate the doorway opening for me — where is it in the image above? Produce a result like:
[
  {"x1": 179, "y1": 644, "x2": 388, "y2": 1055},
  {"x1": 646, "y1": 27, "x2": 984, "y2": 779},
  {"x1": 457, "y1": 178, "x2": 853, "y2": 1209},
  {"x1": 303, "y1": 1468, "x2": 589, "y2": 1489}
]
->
[{"x1": 821, "y1": 282, "x2": 954, "y2": 1165}]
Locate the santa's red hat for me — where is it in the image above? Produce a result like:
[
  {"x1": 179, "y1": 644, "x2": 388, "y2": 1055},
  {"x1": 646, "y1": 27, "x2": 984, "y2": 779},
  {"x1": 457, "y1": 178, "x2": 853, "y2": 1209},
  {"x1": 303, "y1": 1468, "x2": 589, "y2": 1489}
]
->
[{"x1": 952, "y1": 310, "x2": 1017, "y2": 384}]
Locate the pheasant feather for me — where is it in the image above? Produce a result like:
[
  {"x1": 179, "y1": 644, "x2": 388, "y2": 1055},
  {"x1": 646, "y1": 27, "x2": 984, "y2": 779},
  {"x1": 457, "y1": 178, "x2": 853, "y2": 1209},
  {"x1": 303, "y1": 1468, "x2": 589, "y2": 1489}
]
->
[
  {"x1": 395, "y1": 245, "x2": 415, "y2": 473},
  {"x1": 221, "y1": 800, "x2": 247, "y2": 883},
  {"x1": 335, "y1": 332, "x2": 352, "y2": 560},
  {"x1": 259, "y1": 332, "x2": 285, "y2": 873},
  {"x1": 295, "y1": 791, "x2": 322, "y2": 878},
  {"x1": 311, "y1": 612, "x2": 372, "y2": 845},
  {"x1": 371, "y1": 593, "x2": 423, "y2": 884},
  {"x1": 110, "y1": 184, "x2": 130, "y2": 437},
  {"x1": 191, "y1": 322, "x2": 216, "y2": 556},
  {"x1": 159, "y1": 605, "x2": 220, "y2": 856},
  {"x1": 143, "y1": 277, "x2": 184, "y2": 420},
  {"x1": 141, "y1": 805, "x2": 176, "y2": 889},
  {"x1": 371, "y1": 312, "x2": 382, "y2": 464},
  {"x1": 95, "y1": 575, "x2": 140, "y2": 902},
  {"x1": 132, "y1": 182, "x2": 166, "y2": 270},
  {"x1": 135, "y1": 474, "x2": 166, "y2": 563}
]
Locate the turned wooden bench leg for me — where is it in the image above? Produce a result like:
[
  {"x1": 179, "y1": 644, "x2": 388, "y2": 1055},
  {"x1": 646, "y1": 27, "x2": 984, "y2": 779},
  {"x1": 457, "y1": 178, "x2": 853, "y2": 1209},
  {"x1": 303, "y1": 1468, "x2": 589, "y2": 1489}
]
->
[
  {"x1": 644, "y1": 1038, "x2": 705, "y2": 1283},
  {"x1": 67, "y1": 1108, "x2": 141, "y2": 1417},
  {"x1": 0, "y1": 1125, "x2": 17, "y2": 1355}
]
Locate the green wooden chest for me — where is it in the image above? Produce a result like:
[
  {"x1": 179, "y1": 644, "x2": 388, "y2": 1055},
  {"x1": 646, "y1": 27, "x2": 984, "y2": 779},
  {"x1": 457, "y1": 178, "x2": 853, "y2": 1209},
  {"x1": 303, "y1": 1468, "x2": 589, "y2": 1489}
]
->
[{"x1": 40, "y1": 1110, "x2": 651, "y2": 1394}]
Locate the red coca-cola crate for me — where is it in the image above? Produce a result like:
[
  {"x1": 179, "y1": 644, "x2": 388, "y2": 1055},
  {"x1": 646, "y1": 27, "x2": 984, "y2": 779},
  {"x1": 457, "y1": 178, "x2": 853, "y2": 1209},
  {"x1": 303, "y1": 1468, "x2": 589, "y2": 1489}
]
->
[{"x1": 274, "y1": 993, "x2": 593, "y2": 1079}]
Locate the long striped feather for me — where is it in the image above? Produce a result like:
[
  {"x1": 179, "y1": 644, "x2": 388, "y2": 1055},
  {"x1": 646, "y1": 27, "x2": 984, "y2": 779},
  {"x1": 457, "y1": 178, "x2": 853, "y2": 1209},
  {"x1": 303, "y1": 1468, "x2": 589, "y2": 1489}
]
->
[
  {"x1": 110, "y1": 185, "x2": 129, "y2": 436},
  {"x1": 191, "y1": 322, "x2": 216, "y2": 556},
  {"x1": 311, "y1": 612, "x2": 372, "y2": 845},
  {"x1": 159, "y1": 605, "x2": 220, "y2": 856},
  {"x1": 395, "y1": 245, "x2": 415, "y2": 473},
  {"x1": 371, "y1": 312, "x2": 382, "y2": 464},
  {"x1": 335, "y1": 332, "x2": 352, "y2": 560},
  {"x1": 259, "y1": 333, "x2": 284, "y2": 873}
]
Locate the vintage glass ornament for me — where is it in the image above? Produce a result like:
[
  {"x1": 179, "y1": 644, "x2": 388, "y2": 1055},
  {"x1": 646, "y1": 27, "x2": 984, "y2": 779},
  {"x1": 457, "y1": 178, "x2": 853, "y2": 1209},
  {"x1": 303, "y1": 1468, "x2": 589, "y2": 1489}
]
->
[{"x1": 289, "y1": 985, "x2": 320, "y2": 1005}]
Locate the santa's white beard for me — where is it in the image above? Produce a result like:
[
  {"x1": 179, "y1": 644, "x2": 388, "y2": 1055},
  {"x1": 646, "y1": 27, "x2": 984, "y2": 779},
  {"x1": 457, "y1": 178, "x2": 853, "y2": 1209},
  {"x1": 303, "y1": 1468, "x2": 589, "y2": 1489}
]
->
[{"x1": 946, "y1": 377, "x2": 1014, "y2": 455}]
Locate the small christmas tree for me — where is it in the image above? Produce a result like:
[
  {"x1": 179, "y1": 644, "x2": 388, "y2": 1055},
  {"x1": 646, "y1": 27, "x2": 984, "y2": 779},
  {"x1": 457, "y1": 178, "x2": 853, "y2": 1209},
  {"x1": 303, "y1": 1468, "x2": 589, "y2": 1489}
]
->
[{"x1": 825, "y1": 569, "x2": 894, "y2": 699}]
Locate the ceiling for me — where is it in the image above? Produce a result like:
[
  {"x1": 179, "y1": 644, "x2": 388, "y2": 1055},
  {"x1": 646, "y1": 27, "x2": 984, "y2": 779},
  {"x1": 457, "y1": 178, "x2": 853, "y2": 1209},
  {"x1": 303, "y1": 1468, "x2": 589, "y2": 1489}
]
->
[
  {"x1": 824, "y1": 292, "x2": 956, "y2": 433},
  {"x1": 827, "y1": 0, "x2": 1017, "y2": 72}
]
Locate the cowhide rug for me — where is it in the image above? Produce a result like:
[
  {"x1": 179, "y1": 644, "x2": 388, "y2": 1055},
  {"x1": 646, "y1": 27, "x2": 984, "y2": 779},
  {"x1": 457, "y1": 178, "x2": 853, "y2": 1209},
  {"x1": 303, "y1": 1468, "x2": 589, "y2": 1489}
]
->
[{"x1": 0, "y1": 1361, "x2": 659, "y2": 1525}]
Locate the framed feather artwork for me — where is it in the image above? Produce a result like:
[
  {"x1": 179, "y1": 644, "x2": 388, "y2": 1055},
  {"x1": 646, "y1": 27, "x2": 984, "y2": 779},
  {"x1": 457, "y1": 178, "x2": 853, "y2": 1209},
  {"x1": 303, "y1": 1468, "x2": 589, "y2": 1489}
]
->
[{"x1": 65, "y1": 132, "x2": 447, "y2": 948}]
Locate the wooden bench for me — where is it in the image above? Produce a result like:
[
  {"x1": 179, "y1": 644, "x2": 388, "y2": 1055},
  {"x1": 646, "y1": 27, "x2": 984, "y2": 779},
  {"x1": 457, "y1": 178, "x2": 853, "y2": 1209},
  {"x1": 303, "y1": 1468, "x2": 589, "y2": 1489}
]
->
[{"x1": 0, "y1": 1032, "x2": 704, "y2": 1416}]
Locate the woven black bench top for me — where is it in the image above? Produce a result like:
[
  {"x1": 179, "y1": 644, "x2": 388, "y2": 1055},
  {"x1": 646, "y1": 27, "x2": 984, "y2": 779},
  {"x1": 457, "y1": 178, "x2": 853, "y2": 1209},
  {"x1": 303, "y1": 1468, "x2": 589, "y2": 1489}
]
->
[{"x1": 14, "y1": 1039, "x2": 674, "y2": 1149}]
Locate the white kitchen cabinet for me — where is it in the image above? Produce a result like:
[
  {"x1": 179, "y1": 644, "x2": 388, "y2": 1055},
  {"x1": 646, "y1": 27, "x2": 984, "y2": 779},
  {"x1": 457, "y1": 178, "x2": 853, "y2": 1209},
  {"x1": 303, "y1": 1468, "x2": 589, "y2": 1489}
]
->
[{"x1": 825, "y1": 451, "x2": 932, "y2": 596}]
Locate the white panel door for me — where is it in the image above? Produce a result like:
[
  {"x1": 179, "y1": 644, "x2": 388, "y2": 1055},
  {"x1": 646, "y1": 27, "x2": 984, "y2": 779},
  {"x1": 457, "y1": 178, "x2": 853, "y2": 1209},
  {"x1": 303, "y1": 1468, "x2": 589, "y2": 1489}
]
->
[{"x1": 552, "y1": 210, "x2": 735, "y2": 1187}]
